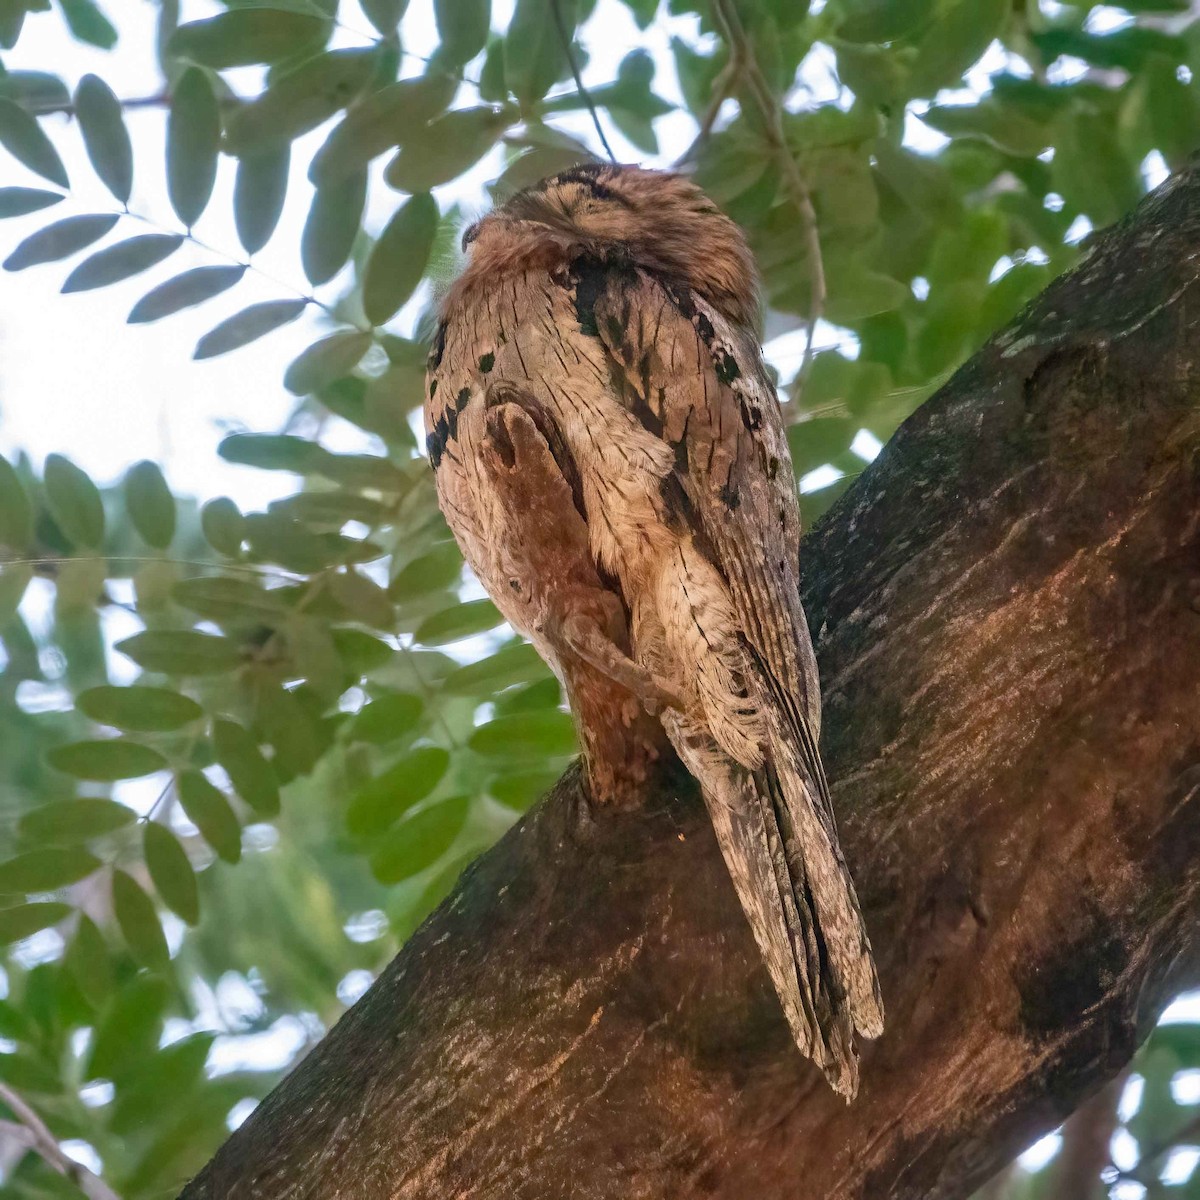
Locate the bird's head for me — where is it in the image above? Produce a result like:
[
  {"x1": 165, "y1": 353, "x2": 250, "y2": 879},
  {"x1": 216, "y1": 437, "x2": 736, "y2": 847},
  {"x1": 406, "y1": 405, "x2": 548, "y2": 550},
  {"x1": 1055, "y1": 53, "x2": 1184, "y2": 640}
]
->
[{"x1": 455, "y1": 164, "x2": 759, "y2": 327}]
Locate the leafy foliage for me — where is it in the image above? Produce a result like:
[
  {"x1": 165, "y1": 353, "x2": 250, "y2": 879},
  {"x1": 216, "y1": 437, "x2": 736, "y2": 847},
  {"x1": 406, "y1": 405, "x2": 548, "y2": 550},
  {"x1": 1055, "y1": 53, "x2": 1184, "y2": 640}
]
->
[{"x1": 0, "y1": 0, "x2": 1196, "y2": 1196}]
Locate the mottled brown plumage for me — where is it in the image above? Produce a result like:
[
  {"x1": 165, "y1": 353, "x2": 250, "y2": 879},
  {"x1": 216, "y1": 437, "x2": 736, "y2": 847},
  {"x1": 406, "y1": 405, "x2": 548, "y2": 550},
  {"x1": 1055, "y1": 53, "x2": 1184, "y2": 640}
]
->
[{"x1": 425, "y1": 163, "x2": 883, "y2": 1094}]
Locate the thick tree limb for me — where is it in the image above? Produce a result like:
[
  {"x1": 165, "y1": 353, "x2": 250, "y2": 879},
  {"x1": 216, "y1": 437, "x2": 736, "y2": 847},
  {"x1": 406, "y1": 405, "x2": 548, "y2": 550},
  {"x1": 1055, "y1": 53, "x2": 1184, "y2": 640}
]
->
[{"x1": 182, "y1": 168, "x2": 1200, "y2": 1199}]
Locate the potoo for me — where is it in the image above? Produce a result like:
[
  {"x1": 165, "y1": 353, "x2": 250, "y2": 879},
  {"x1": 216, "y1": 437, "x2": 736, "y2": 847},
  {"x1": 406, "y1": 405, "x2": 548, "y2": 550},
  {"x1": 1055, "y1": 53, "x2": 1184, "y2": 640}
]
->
[{"x1": 425, "y1": 164, "x2": 883, "y2": 1095}]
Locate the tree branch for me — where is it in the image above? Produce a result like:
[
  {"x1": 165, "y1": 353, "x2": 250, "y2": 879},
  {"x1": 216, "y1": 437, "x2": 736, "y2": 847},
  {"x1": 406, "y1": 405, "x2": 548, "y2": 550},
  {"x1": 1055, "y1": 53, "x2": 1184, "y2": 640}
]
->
[
  {"x1": 182, "y1": 168, "x2": 1200, "y2": 1200},
  {"x1": 0, "y1": 1082, "x2": 121, "y2": 1200}
]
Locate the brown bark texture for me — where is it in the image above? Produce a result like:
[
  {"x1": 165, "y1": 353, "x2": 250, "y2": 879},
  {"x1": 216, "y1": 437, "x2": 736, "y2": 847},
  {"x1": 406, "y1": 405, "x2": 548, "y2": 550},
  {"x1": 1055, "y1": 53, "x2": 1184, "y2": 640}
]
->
[{"x1": 181, "y1": 167, "x2": 1200, "y2": 1199}]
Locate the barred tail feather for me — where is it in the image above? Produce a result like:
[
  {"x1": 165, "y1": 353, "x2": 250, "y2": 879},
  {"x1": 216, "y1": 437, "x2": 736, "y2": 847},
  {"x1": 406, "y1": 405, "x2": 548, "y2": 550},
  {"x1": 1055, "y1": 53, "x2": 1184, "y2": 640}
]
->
[{"x1": 663, "y1": 713, "x2": 875, "y2": 1096}]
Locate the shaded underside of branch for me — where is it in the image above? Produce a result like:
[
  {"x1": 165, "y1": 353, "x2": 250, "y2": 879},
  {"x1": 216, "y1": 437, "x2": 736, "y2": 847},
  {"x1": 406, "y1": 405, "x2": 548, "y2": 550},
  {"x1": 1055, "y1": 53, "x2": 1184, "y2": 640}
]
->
[{"x1": 183, "y1": 168, "x2": 1200, "y2": 1200}]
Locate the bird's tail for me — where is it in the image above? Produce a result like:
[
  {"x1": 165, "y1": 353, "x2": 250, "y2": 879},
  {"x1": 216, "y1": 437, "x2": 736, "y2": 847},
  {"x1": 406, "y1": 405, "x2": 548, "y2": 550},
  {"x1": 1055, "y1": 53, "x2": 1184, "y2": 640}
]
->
[{"x1": 665, "y1": 713, "x2": 883, "y2": 1097}]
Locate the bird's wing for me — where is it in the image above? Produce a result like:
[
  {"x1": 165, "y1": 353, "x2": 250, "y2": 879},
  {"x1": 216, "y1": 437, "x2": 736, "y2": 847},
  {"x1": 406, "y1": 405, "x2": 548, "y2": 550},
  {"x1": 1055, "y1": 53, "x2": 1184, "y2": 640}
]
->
[{"x1": 587, "y1": 263, "x2": 884, "y2": 1044}]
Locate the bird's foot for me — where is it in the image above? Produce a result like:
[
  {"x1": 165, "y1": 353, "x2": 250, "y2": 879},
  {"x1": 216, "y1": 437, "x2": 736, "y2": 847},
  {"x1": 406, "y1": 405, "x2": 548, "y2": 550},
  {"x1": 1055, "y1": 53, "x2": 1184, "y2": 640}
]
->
[{"x1": 553, "y1": 614, "x2": 687, "y2": 717}]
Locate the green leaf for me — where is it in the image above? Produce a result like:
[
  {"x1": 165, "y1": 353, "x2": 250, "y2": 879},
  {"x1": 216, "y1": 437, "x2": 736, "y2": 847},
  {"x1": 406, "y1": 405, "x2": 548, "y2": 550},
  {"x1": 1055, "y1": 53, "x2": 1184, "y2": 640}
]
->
[
  {"x1": 112, "y1": 869, "x2": 170, "y2": 970},
  {"x1": 384, "y1": 106, "x2": 510, "y2": 192},
  {"x1": 347, "y1": 744, "x2": 449, "y2": 837},
  {"x1": 0, "y1": 97, "x2": 67, "y2": 187},
  {"x1": 78, "y1": 685, "x2": 201, "y2": 732},
  {"x1": 59, "y1": 0, "x2": 117, "y2": 48},
  {"x1": 3, "y1": 212, "x2": 118, "y2": 271},
  {"x1": 309, "y1": 74, "x2": 458, "y2": 186},
  {"x1": 0, "y1": 902, "x2": 71, "y2": 945},
  {"x1": 0, "y1": 69, "x2": 70, "y2": 111},
  {"x1": 908, "y1": 0, "x2": 1008, "y2": 96},
  {"x1": 349, "y1": 692, "x2": 422, "y2": 744},
  {"x1": 47, "y1": 739, "x2": 167, "y2": 781},
  {"x1": 74, "y1": 73, "x2": 132, "y2": 203},
  {"x1": 109, "y1": 1032, "x2": 213, "y2": 1136},
  {"x1": 361, "y1": 0, "x2": 408, "y2": 34},
  {"x1": 0, "y1": 561, "x2": 30, "y2": 625},
  {"x1": 837, "y1": 0, "x2": 937, "y2": 42},
  {"x1": 488, "y1": 767, "x2": 560, "y2": 809},
  {"x1": 177, "y1": 769, "x2": 241, "y2": 863},
  {"x1": 0, "y1": 452, "x2": 33, "y2": 548},
  {"x1": 301, "y1": 168, "x2": 368, "y2": 285},
  {"x1": 225, "y1": 48, "x2": 379, "y2": 156},
  {"x1": 442, "y1": 640, "x2": 547, "y2": 694},
  {"x1": 168, "y1": 10, "x2": 328, "y2": 68},
  {"x1": 825, "y1": 268, "x2": 909, "y2": 323},
  {"x1": 212, "y1": 719, "x2": 280, "y2": 817},
  {"x1": 64, "y1": 914, "x2": 112, "y2": 1006},
  {"x1": 284, "y1": 330, "x2": 372, "y2": 395},
  {"x1": 218, "y1": 432, "x2": 324, "y2": 472},
  {"x1": 0, "y1": 847, "x2": 100, "y2": 892},
  {"x1": 123, "y1": 460, "x2": 176, "y2": 548},
  {"x1": 271, "y1": 490, "x2": 390, "y2": 527},
  {"x1": 172, "y1": 575, "x2": 288, "y2": 622},
  {"x1": 167, "y1": 67, "x2": 220, "y2": 228},
  {"x1": 19, "y1": 798, "x2": 136, "y2": 843},
  {"x1": 116, "y1": 630, "x2": 243, "y2": 675},
  {"x1": 505, "y1": 0, "x2": 574, "y2": 106},
  {"x1": 469, "y1": 709, "x2": 576, "y2": 759},
  {"x1": 234, "y1": 142, "x2": 290, "y2": 255},
  {"x1": 143, "y1": 823, "x2": 199, "y2": 926},
  {"x1": 86, "y1": 975, "x2": 169, "y2": 1082},
  {"x1": 128, "y1": 265, "x2": 247, "y2": 324},
  {"x1": 363, "y1": 192, "x2": 439, "y2": 326},
  {"x1": 414, "y1": 598, "x2": 504, "y2": 646},
  {"x1": 199, "y1": 496, "x2": 245, "y2": 556},
  {"x1": 435, "y1": 0, "x2": 489, "y2": 65},
  {"x1": 331, "y1": 627, "x2": 393, "y2": 673},
  {"x1": 195, "y1": 298, "x2": 308, "y2": 360},
  {"x1": 61, "y1": 233, "x2": 183, "y2": 293},
  {"x1": 330, "y1": 570, "x2": 394, "y2": 628},
  {"x1": 0, "y1": 186, "x2": 64, "y2": 218},
  {"x1": 370, "y1": 794, "x2": 469, "y2": 883},
  {"x1": 44, "y1": 452, "x2": 104, "y2": 547}
]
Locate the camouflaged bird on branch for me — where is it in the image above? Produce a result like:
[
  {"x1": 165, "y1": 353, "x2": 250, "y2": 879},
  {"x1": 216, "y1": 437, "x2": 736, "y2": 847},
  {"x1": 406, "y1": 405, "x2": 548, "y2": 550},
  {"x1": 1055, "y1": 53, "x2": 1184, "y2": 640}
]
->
[{"x1": 425, "y1": 163, "x2": 883, "y2": 1096}]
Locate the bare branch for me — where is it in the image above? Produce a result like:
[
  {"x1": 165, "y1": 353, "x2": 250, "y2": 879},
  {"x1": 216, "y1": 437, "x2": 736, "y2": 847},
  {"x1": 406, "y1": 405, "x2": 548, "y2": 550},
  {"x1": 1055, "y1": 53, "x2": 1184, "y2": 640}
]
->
[{"x1": 0, "y1": 1082, "x2": 121, "y2": 1200}]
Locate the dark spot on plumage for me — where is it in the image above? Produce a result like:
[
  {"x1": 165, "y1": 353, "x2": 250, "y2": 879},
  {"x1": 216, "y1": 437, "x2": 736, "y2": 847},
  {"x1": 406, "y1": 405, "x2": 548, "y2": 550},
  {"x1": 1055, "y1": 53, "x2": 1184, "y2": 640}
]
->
[
  {"x1": 664, "y1": 280, "x2": 695, "y2": 319},
  {"x1": 739, "y1": 395, "x2": 761, "y2": 431},
  {"x1": 673, "y1": 437, "x2": 689, "y2": 475},
  {"x1": 628, "y1": 389, "x2": 663, "y2": 439},
  {"x1": 445, "y1": 404, "x2": 459, "y2": 443},
  {"x1": 716, "y1": 351, "x2": 741, "y2": 385},
  {"x1": 767, "y1": 456, "x2": 779, "y2": 480},
  {"x1": 695, "y1": 312, "x2": 715, "y2": 343},
  {"x1": 571, "y1": 256, "x2": 609, "y2": 337},
  {"x1": 429, "y1": 379, "x2": 437, "y2": 399},
  {"x1": 428, "y1": 413, "x2": 449, "y2": 469},
  {"x1": 658, "y1": 474, "x2": 693, "y2": 534},
  {"x1": 719, "y1": 481, "x2": 740, "y2": 510},
  {"x1": 456, "y1": 387, "x2": 471, "y2": 412},
  {"x1": 478, "y1": 351, "x2": 495, "y2": 373},
  {"x1": 545, "y1": 163, "x2": 635, "y2": 207},
  {"x1": 428, "y1": 320, "x2": 447, "y2": 370}
]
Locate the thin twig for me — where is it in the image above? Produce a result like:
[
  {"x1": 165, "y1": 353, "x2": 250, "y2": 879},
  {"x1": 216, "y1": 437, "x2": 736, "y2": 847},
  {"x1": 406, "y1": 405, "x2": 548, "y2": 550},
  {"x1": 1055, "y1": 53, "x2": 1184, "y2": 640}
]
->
[
  {"x1": 549, "y1": 0, "x2": 618, "y2": 163},
  {"x1": 710, "y1": 0, "x2": 826, "y2": 408},
  {"x1": 0, "y1": 1082, "x2": 122, "y2": 1200},
  {"x1": 1052, "y1": 1071, "x2": 1125, "y2": 1200},
  {"x1": 1127, "y1": 1109, "x2": 1200, "y2": 1184}
]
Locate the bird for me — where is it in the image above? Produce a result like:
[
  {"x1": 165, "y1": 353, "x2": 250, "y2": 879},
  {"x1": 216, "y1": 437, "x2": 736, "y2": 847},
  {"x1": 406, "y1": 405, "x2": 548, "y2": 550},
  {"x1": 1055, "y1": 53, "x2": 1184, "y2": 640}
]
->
[{"x1": 424, "y1": 162, "x2": 883, "y2": 1095}]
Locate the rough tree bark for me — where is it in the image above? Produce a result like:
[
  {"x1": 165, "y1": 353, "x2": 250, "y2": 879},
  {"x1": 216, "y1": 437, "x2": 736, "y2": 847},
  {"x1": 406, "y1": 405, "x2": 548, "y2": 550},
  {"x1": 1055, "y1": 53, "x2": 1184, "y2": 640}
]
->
[{"x1": 181, "y1": 166, "x2": 1200, "y2": 1199}]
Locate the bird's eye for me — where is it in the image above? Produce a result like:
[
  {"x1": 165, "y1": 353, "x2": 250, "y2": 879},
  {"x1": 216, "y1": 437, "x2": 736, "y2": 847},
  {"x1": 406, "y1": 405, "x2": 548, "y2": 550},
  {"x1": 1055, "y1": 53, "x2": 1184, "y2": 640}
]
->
[{"x1": 461, "y1": 222, "x2": 480, "y2": 251}]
